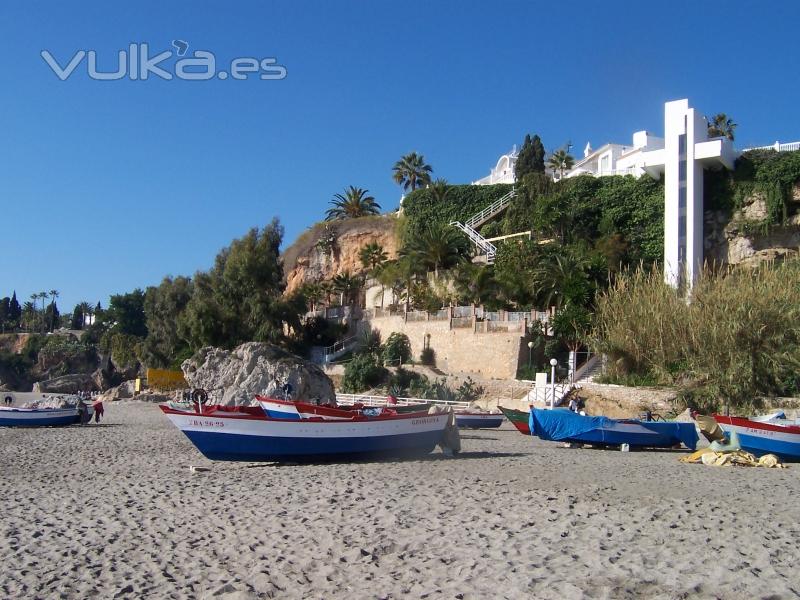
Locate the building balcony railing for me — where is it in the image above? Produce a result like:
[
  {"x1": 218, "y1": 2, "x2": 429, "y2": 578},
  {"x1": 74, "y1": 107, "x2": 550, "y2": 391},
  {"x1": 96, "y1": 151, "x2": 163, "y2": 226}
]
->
[{"x1": 742, "y1": 141, "x2": 800, "y2": 153}]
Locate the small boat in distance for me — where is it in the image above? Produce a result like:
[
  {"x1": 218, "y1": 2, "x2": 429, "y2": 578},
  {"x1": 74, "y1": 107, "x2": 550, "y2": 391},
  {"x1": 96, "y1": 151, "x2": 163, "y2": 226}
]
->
[
  {"x1": 159, "y1": 403, "x2": 454, "y2": 462},
  {"x1": 498, "y1": 406, "x2": 531, "y2": 435},
  {"x1": 713, "y1": 414, "x2": 800, "y2": 461},
  {"x1": 530, "y1": 408, "x2": 698, "y2": 450},
  {"x1": 455, "y1": 411, "x2": 504, "y2": 429}
]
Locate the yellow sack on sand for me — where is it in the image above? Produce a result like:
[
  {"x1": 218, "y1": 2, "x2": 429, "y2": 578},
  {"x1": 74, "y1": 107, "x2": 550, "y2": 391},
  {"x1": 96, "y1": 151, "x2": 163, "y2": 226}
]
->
[
  {"x1": 680, "y1": 448, "x2": 786, "y2": 468},
  {"x1": 680, "y1": 448, "x2": 715, "y2": 463}
]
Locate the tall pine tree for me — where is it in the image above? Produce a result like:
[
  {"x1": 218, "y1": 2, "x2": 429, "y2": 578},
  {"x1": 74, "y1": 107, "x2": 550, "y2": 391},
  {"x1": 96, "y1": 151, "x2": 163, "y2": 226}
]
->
[
  {"x1": 515, "y1": 134, "x2": 546, "y2": 181},
  {"x1": 9, "y1": 291, "x2": 21, "y2": 325}
]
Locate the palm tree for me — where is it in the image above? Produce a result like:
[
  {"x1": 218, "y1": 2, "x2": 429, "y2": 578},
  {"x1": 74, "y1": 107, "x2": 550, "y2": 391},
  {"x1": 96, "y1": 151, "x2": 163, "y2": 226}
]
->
[
  {"x1": 402, "y1": 223, "x2": 467, "y2": 279},
  {"x1": 707, "y1": 113, "x2": 737, "y2": 141},
  {"x1": 454, "y1": 263, "x2": 500, "y2": 307},
  {"x1": 359, "y1": 242, "x2": 388, "y2": 273},
  {"x1": 392, "y1": 152, "x2": 433, "y2": 192},
  {"x1": 547, "y1": 149, "x2": 575, "y2": 180},
  {"x1": 429, "y1": 178, "x2": 452, "y2": 203},
  {"x1": 31, "y1": 292, "x2": 45, "y2": 332},
  {"x1": 532, "y1": 252, "x2": 592, "y2": 310},
  {"x1": 360, "y1": 242, "x2": 389, "y2": 308},
  {"x1": 300, "y1": 283, "x2": 325, "y2": 312},
  {"x1": 331, "y1": 271, "x2": 363, "y2": 307},
  {"x1": 77, "y1": 301, "x2": 93, "y2": 328},
  {"x1": 325, "y1": 186, "x2": 381, "y2": 221},
  {"x1": 375, "y1": 261, "x2": 398, "y2": 309},
  {"x1": 48, "y1": 289, "x2": 59, "y2": 331},
  {"x1": 395, "y1": 256, "x2": 424, "y2": 312},
  {"x1": 22, "y1": 301, "x2": 36, "y2": 331}
]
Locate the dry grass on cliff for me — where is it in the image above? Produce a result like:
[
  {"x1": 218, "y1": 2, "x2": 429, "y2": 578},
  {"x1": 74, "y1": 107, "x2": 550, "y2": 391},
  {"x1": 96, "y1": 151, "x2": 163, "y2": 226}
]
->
[{"x1": 281, "y1": 215, "x2": 398, "y2": 274}]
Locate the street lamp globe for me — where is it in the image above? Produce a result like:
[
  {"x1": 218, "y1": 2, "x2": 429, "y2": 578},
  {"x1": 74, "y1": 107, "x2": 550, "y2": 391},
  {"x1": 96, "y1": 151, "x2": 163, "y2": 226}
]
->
[
  {"x1": 549, "y1": 358, "x2": 558, "y2": 367},
  {"x1": 527, "y1": 341, "x2": 534, "y2": 349}
]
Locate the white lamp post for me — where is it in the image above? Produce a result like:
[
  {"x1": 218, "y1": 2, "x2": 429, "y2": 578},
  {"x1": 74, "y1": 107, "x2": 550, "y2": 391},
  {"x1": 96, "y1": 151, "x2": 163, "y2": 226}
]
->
[
  {"x1": 549, "y1": 358, "x2": 558, "y2": 409},
  {"x1": 527, "y1": 341, "x2": 534, "y2": 369}
]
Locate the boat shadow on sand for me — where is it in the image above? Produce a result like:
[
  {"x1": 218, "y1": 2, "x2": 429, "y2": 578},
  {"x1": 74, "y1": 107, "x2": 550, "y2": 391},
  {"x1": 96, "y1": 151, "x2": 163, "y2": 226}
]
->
[{"x1": 242, "y1": 451, "x2": 527, "y2": 468}]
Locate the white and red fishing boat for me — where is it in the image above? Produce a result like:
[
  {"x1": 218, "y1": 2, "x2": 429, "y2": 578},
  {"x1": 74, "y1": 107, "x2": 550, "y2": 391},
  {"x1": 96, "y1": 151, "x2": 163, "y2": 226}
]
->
[
  {"x1": 159, "y1": 403, "x2": 453, "y2": 462},
  {"x1": 256, "y1": 396, "x2": 432, "y2": 420},
  {"x1": 713, "y1": 414, "x2": 800, "y2": 461}
]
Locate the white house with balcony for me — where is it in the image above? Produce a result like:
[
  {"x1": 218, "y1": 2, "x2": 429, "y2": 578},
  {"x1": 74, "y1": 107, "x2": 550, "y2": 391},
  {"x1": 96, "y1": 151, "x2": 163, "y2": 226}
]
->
[
  {"x1": 566, "y1": 131, "x2": 668, "y2": 179},
  {"x1": 473, "y1": 146, "x2": 519, "y2": 185}
]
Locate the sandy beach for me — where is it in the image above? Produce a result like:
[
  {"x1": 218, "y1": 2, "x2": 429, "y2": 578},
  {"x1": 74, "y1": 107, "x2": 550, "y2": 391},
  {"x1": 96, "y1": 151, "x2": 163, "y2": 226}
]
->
[{"x1": 1, "y1": 402, "x2": 798, "y2": 599}]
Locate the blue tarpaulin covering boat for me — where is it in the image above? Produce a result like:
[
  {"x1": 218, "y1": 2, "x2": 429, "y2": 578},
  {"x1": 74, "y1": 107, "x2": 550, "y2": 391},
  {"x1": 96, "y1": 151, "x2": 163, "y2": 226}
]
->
[{"x1": 529, "y1": 409, "x2": 698, "y2": 450}]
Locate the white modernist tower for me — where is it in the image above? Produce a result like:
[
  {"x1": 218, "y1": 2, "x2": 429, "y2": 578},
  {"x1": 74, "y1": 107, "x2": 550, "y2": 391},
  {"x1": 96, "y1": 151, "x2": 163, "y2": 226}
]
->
[{"x1": 662, "y1": 99, "x2": 735, "y2": 289}]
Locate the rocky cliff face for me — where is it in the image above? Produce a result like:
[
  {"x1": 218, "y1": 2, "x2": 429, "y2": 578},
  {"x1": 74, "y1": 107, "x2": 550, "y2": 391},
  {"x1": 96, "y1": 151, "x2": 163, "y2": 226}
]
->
[
  {"x1": 282, "y1": 215, "x2": 399, "y2": 294},
  {"x1": 705, "y1": 183, "x2": 800, "y2": 267}
]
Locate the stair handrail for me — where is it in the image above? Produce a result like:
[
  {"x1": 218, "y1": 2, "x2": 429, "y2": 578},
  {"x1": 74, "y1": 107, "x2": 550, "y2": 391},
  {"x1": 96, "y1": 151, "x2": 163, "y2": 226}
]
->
[
  {"x1": 323, "y1": 335, "x2": 358, "y2": 357},
  {"x1": 465, "y1": 188, "x2": 516, "y2": 229}
]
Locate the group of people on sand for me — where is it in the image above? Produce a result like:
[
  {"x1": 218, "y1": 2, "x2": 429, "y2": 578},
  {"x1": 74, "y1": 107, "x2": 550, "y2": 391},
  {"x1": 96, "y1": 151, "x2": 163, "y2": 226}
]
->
[
  {"x1": 568, "y1": 396, "x2": 586, "y2": 415},
  {"x1": 75, "y1": 393, "x2": 104, "y2": 424}
]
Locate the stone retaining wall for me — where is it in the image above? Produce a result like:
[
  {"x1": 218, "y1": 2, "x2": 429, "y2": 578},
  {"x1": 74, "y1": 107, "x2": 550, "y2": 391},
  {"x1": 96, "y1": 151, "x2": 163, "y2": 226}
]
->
[{"x1": 362, "y1": 315, "x2": 525, "y2": 379}]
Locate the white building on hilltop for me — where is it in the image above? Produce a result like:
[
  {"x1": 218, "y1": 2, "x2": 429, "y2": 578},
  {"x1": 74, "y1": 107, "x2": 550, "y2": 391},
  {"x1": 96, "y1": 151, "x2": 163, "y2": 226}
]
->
[
  {"x1": 565, "y1": 131, "x2": 667, "y2": 179},
  {"x1": 473, "y1": 146, "x2": 518, "y2": 185}
]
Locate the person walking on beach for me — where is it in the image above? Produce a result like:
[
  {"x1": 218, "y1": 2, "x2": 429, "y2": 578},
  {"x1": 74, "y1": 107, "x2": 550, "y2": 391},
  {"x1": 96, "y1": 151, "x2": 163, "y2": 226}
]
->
[
  {"x1": 93, "y1": 400, "x2": 104, "y2": 423},
  {"x1": 76, "y1": 398, "x2": 89, "y2": 425}
]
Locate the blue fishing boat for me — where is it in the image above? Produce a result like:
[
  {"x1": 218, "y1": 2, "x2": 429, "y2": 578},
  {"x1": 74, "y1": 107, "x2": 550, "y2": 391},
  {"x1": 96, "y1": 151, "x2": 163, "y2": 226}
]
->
[
  {"x1": 529, "y1": 408, "x2": 698, "y2": 449},
  {"x1": 0, "y1": 406, "x2": 80, "y2": 427}
]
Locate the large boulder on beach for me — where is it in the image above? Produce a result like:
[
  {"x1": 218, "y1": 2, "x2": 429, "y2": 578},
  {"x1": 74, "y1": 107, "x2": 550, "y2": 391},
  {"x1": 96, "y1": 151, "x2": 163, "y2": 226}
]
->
[
  {"x1": 182, "y1": 342, "x2": 335, "y2": 406},
  {"x1": 32, "y1": 373, "x2": 96, "y2": 394}
]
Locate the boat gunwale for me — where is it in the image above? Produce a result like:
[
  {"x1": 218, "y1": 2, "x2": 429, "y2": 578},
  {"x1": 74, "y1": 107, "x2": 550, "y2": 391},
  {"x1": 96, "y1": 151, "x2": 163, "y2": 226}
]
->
[
  {"x1": 714, "y1": 414, "x2": 800, "y2": 434},
  {"x1": 160, "y1": 404, "x2": 438, "y2": 423}
]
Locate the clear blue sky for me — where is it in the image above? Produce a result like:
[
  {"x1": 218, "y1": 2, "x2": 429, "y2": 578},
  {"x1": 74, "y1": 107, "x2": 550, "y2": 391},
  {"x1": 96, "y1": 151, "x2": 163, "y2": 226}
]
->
[{"x1": 1, "y1": 1, "x2": 799, "y2": 311}]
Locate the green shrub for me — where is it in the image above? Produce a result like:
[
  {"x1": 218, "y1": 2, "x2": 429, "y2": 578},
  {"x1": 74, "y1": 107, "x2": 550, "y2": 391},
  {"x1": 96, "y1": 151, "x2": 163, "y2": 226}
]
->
[
  {"x1": 22, "y1": 335, "x2": 47, "y2": 361},
  {"x1": 714, "y1": 150, "x2": 800, "y2": 227},
  {"x1": 456, "y1": 377, "x2": 484, "y2": 403},
  {"x1": 341, "y1": 353, "x2": 387, "y2": 393},
  {"x1": 386, "y1": 367, "x2": 423, "y2": 396},
  {"x1": 420, "y1": 347, "x2": 436, "y2": 366},
  {"x1": 382, "y1": 332, "x2": 411, "y2": 366}
]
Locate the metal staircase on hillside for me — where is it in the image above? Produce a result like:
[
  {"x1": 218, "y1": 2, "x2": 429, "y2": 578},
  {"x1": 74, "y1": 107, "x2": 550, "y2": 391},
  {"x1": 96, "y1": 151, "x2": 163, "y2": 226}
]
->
[
  {"x1": 450, "y1": 222, "x2": 498, "y2": 263},
  {"x1": 465, "y1": 189, "x2": 516, "y2": 229},
  {"x1": 450, "y1": 189, "x2": 516, "y2": 264}
]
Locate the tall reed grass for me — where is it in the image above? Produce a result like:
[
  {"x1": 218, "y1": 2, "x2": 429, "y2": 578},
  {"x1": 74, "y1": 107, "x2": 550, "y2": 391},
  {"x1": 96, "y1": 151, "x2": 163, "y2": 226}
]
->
[{"x1": 592, "y1": 259, "x2": 800, "y2": 411}]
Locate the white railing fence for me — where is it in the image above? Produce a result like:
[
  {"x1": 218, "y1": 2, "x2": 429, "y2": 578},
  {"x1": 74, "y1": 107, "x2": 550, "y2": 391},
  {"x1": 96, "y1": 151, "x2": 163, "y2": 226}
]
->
[
  {"x1": 336, "y1": 393, "x2": 471, "y2": 411},
  {"x1": 523, "y1": 383, "x2": 574, "y2": 407},
  {"x1": 742, "y1": 141, "x2": 800, "y2": 153},
  {"x1": 323, "y1": 336, "x2": 359, "y2": 364}
]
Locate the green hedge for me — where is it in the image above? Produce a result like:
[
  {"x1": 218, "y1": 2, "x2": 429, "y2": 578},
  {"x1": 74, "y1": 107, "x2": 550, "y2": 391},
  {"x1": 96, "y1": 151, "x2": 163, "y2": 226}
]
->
[{"x1": 401, "y1": 183, "x2": 512, "y2": 243}]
